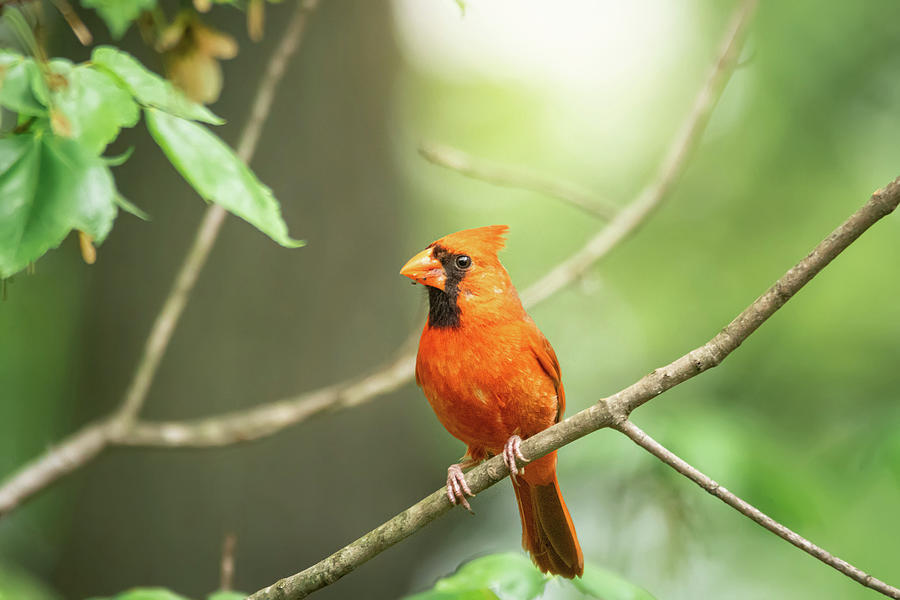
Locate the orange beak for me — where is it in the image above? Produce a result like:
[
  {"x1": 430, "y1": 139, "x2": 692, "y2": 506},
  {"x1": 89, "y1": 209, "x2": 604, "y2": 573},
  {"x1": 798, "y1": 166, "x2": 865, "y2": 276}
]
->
[{"x1": 400, "y1": 248, "x2": 446, "y2": 291}]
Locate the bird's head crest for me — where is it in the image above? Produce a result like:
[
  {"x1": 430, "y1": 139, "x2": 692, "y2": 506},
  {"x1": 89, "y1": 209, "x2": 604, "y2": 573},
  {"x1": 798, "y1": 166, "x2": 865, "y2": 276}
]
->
[{"x1": 430, "y1": 225, "x2": 509, "y2": 257}]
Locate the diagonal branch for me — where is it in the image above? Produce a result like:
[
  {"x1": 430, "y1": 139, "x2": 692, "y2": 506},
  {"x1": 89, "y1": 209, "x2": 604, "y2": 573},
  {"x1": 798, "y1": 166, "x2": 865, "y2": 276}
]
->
[
  {"x1": 521, "y1": 0, "x2": 755, "y2": 307},
  {"x1": 614, "y1": 419, "x2": 900, "y2": 599},
  {"x1": 417, "y1": 141, "x2": 618, "y2": 220},
  {"x1": 0, "y1": 0, "x2": 322, "y2": 519},
  {"x1": 247, "y1": 176, "x2": 900, "y2": 600},
  {"x1": 116, "y1": 0, "x2": 758, "y2": 450}
]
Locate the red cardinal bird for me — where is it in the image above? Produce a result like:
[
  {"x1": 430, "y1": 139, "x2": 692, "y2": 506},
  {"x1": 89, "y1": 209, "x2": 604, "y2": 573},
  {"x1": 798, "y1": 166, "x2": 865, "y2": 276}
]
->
[{"x1": 400, "y1": 225, "x2": 584, "y2": 578}]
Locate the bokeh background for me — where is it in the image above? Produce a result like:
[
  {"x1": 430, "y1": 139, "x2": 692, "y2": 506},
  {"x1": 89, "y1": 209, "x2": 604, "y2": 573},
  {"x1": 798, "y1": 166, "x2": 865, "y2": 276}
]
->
[{"x1": 2, "y1": 1, "x2": 900, "y2": 599}]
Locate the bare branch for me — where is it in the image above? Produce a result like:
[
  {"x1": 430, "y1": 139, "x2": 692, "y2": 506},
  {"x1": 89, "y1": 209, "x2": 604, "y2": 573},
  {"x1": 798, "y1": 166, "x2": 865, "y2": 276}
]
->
[
  {"x1": 246, "y1": 177, "x2": 900, "y2": 599},
  {"x1": 49, "y1": 0, "x2": 92, "y2": 45},
  {"x1": 117, "y1": 352, "x2": 416, "y2": 447},
  {"x1": 0, "y1": 0, "x2": 321, "y2": 518},
  {"x1": 521, "y1": 0, "x2": 756, "y2": 307},
  {"x1": 417, "y1": 141, "x2": 618, "y2": 220},
  {"x1": 118, "y1": 0, "x2": 757, "y2": 451},
  {"x1": 614, "y1": 419, "x2": 900, "y2": 599},
  {"x1": 0, "y1": 420, "x2": 110, "y2": 517}
]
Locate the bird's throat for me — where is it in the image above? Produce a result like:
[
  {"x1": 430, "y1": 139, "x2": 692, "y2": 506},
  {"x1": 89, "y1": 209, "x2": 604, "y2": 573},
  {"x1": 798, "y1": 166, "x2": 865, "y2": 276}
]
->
[{"x1": 427, "y1": 286, "x2": 461, "y2": 329}]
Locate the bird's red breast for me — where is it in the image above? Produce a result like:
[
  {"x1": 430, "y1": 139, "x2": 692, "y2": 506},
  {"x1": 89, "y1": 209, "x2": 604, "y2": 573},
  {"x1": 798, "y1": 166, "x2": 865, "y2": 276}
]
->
[{"x1": 401, "y1": 225, "x2": 583, "y2": 577}]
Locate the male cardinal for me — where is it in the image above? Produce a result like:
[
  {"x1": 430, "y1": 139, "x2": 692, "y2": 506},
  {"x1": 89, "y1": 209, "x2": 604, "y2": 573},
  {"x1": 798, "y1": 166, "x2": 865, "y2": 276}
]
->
[{"x1": 400, "y1": 225, "x2": 584, "y2": 578}]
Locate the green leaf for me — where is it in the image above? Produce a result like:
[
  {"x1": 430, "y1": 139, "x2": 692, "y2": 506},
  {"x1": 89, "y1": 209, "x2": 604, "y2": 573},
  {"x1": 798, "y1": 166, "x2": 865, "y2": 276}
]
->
[
  {"x1": 86, "y1": 588, "x2": 193, "y2": 600},
  {"x1": 570, "y1": 564, "x2": 656, "y2": 600},
  {"x1": 48, "y1": 59, "x2": 140, "y2": 154},
  {"x1": 145, "y1": 109, "x2": 302, "y2": 248},
  {"x1": 114, "y1": 194, "x2": 150, "y2": 221},
  {"x1": 79, "y1": 0, "x2": 157, "y2": 39},
  {"x1": 91, "y1": 46, "x2": 222, "y2": 124},
  {"x1": 207, "y1": 592, "x2": 247, "y2": 600},
  {"x1": 0, "y1": 562, "x2": 62, "y2": 600},
  {"x1": 0, "y1": 134, "x2": 118, "y2": 278},
  {"x1": 405, "y1": 553, "x2": 548, "y2": 600},
  {"x1": 0, "y1": 56, "x2": 48, "y2": 116}
]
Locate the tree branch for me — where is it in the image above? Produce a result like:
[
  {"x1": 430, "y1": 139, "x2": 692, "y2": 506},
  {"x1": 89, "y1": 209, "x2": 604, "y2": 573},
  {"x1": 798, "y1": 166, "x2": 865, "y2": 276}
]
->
[
  {"x1": 614, "y1": 419, "x2": 900, "y2": 599},
  {"x1": 114, "y1": 0, "x2": 757, "y2": 450},
  {"x1": 247, "y1": 176, "x2": 900, "y2": 600},
  {"x1": 0, "y1": 0, "x2": 321, "y2": 519},
  {"x1": 417, "y1": 141, "x2": 618, "y2": 220}
]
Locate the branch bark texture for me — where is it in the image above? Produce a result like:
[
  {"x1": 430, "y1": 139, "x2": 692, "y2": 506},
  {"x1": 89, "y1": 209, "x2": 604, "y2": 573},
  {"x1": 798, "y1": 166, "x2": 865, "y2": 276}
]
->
[{"x1": 246, "y1": 179, "x2": 900, "y2": 599}]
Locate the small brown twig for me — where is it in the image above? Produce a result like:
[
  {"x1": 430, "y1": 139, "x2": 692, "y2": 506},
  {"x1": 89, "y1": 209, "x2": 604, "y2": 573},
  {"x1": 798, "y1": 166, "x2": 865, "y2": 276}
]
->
[
  {"x1": 220, "y1": 532, "x2": 237, "y2": 591},
  {"x1": 49, "y1": 0, "x2": 91, "y2": 45},
  {"x1": 417, "y1": 141, "x2": 619, "y2": 220}
]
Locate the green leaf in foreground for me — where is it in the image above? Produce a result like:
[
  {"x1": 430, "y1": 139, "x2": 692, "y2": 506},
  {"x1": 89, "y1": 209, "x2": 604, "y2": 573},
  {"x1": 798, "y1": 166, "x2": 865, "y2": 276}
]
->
[
  {"x1": 570, "y1": 563, "x2": 656, "y2": 600},
  {"x1": 404, "y1": 553, "x2": 548, "y2": 600},
  {"x1": 0, "y1": 562, "x2": 62, "y2": 600},
  {"x1": 0, "y1": 55, "x2": 48, "y2": 117},
  {"x1": 49, "y1": 59, "x2": 140, "y2": 154},
  {"x1": 145, "y1": 109, "x2": 303, "y2": 248},
  {"x1": 0, "y1": 134, "x2": 118, "y2": 277},
  {"x1": 91, "y1": 46, "x2": 222, "y2": 124},
  {"x1": 207, "y1": 591, "x2": 247, "y2": 600},
  {"x1": 87, "y1": 588, "x2": 193, "y2": 600},
  {"x1": 80, "y1": 0, "x2": 158, "y2": 39}
]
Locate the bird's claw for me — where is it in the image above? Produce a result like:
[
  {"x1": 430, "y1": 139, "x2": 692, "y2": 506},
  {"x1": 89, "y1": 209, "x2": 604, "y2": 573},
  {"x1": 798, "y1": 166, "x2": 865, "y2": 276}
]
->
[
  {"x1": 503, "y1": 435, "x2": 528, "y2": 477},
  {"x1": 447, "y1": 464, "x2": 474, "y2": 512}
]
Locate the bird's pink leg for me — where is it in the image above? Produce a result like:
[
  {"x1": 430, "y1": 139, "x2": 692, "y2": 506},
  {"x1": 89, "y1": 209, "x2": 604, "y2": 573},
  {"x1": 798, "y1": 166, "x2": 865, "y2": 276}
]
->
[
  {"x1": 446, "y1": 463, "x2": 475, "y2": 512},
  {"x1": 503, "y1": 434, "x2": 528, "y2": 478}
]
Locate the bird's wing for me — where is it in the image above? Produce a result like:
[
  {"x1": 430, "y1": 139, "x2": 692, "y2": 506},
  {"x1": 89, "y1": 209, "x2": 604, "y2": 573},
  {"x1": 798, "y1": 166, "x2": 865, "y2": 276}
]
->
[{"x1": 529, "y1": 325, "x2": 566, "y2": 422}]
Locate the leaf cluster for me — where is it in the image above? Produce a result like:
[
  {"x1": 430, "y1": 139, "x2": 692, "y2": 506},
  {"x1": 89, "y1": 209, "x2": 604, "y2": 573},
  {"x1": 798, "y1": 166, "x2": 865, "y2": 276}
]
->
[
  {"x1": 0, "y1": 41, "x2": 300, "y2": 278},
  {"x1": 405, "y1": 553, "x2": 656, "y2": 600}
]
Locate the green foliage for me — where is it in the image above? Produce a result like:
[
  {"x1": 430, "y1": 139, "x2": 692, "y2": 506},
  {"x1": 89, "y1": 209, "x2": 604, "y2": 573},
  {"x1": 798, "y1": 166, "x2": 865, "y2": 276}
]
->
[
  {"x1": 0, "y1": 134, "x2": 118, "y2": 277},
  {"x1": 206, "y1": 592, "x2": 247, "y2": 600},
  {"x1": 80, "y1": 0, "x2": 158, "y2": 39},
  {"x1": 405, "y1": 553, "x2": 548, "y2": 600},
  {"x1": 145, "y1": 109, "x2": 303, "y2": 248},
  {"x1": 88, "y1": 589, "x2": 192, "y2": 600},
  {"x1": 0, "y1": 43, "x2": 300, "y2": 277},
  {"x1": 406, "y1": 554, "x2": 656, "y2": 600},
  {"x1": 87, "y1": 588, "x2": 247, "y2": 600},
  {"x1": 0, "y1": 53, "x2": 47, "y2": 116},
  {"x1": 571, "y1": 566, "x2": 656, "y2": 600},
  {"x1": 48, "y1": 59, "x2": 140, "y2": 154},
  {"x1": 0, "y1": 564, "x2": 61, "y2": 600},
  {"x1": 90, "y1": 46, "x2": 223, "y2": 124}
]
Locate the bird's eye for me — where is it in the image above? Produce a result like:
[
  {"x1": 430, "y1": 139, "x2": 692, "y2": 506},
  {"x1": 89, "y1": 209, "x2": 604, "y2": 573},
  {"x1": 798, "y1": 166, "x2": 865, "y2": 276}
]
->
[{"x1": 454, "y1": 255, "x2": 472, "y2": 270}]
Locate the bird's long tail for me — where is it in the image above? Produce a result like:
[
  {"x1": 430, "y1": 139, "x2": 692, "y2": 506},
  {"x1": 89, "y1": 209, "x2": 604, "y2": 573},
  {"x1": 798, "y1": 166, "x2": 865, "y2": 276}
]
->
[{"x1": 512, "y1": 450, "x2": 583, "y2": 578}]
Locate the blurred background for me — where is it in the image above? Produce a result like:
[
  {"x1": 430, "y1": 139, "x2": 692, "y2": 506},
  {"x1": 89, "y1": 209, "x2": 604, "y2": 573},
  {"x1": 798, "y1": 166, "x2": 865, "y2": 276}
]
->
[{"x1": 1, "y1": 0, "x2": 899, "y2": 598}]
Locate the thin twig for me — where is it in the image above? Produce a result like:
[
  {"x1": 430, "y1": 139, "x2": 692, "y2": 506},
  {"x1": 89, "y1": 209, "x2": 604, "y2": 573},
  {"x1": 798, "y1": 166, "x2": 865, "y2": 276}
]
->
[
  {"x1": 521, "y1": 0, "x2": 756, "y2": 307},
  {"x1": 49, "y1": 0, "x2": 92, "y2": 45},
  {"x1": 220, "y1": 532, "x2": 237, "y2": 591},
  {"x1": 614, "y1": 419, "x2": 900, "y2": 599},
  {"x1": 247, "y1": 176, "x2": 900, "y2": 600},
  {"x1": 0, "y1": 0, "x2": 321, "y2": 519},
  {"x1": 115, "y1": 0, "x2": 757, "y2": 450},
  {"x1": 417, "y1": 142, "x2": 618, "y2": 220}
]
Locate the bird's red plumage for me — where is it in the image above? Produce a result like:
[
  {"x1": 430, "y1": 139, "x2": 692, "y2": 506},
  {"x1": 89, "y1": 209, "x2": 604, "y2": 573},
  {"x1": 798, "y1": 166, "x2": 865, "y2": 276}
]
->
[{"x1": 402, "y1": 225, "x2": 583, "y2": 577}]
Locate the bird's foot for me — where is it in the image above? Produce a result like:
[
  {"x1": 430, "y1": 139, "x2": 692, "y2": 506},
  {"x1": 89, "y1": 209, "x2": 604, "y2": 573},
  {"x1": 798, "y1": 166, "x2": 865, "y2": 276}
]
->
[
  {"x1": 446, "y1": 463, "x2": 475, "y2": 512},
  {"x1": 503, "y1": 434, "x2": 528, "y2": 477}
]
